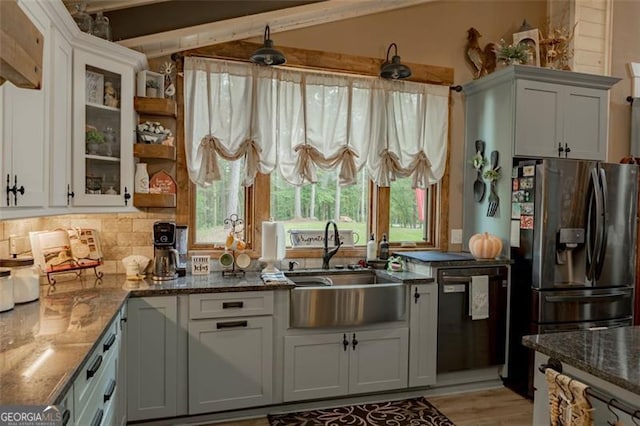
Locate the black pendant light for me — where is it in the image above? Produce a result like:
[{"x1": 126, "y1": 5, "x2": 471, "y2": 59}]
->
[
  {"x1": 250, "y1": 25, "x2": 286, "y2": 66},
  {"x1": 380, "y1": 43, "x2": 411, "y2": 80}
]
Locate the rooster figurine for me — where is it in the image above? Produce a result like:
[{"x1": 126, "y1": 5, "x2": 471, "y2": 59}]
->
[{"x1": 466, "y1": 28, "x2": 497, "y2": 79}]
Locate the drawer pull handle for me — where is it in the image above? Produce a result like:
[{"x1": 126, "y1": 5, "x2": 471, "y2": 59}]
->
[
  {"x1": 217, "y1": 320, "x2": 248, "y2": 329},
  {"x1": 222, "y1": 301, "x2": 244, "y2": 309},
  {"x1": 103, "y1": 333, "x2": 116, "y2": 352},
  {"x1": 90, "y1": 408, "x2": 103, "y2": 426},
  {"x1": 62, "y1": 409, "x2": 70, "y2": 426},
  {"x1": 104, "y1": 379, "x2": 116, "y2": 403},
  {"x1": 86, "y1": 355, "x2": 103, "y2": 380}
]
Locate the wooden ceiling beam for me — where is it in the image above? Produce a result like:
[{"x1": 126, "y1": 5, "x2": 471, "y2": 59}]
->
[
  {"x1": 183, "y1": 40, "x2": 454, "y2": 86},
  {"x1": 118, "y1": 0, "x2": 436, "y2": 59}
]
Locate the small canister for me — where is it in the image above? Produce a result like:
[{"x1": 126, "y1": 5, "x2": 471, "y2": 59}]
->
[
  {"x1": 0, "y1": 269, "x2": 14, "y2": 312},
  {"x1": 0, "y1": 258, "x2": 39, "y2": 304}
]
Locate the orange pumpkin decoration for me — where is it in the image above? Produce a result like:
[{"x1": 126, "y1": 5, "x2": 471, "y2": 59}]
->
[{"x1": 468, "y1": 232, "x2": 502, "y2": 259}]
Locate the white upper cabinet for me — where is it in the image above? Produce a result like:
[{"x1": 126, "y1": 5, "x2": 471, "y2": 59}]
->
[
  {"x1": 0, "y1": 0, "x2": 146, "y2": 218},
  {"x1": 514, "y1": 79, "x2": 609, "y2": 160},
  {"x1": 48, "y1": 26, "x2": 73, "y2": 207},
  {"x1": 0, "y1": 83, "x2": 47, "y2": 215},
  {"x1": 72, "y1": 49, "x2": 135, "y2": 207}
]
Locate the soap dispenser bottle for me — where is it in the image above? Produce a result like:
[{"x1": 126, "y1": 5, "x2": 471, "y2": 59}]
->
[
  {"x1": 379, "y1": 233, "x2": 389, "y2": 260},
  {"x1": 366, "y1": 233, "x2": 377, "y2": 261}
]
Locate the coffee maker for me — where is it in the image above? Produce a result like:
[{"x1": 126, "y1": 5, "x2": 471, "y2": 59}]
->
[{"x1": 152, "y1": 221, "x2": 179, "y2": 281}]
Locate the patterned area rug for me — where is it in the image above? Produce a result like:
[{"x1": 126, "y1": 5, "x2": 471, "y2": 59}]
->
[{"x1": 268, "y1": 396, "x2": 455, "y2": 425}]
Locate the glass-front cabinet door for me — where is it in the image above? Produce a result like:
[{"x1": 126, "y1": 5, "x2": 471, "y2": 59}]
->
[{"x1": 73, "y1": 49, "x2": 134, "y2": 206}]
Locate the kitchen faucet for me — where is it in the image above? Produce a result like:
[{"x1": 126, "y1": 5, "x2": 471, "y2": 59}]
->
[{"x1": 322, "y1": 220, "x2": 342, "y2": 269}]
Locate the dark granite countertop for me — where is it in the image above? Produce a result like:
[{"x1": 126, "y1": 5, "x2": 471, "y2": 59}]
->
[
  {"x1": 395, "y1": 250, "x2": 511, "y2": 268},
  {"x1": 522, "y1": 327, "x2": 640, "y2": 395},
  {"x1": 0, "y1": 268, "x2": 432, "y2": 406}
]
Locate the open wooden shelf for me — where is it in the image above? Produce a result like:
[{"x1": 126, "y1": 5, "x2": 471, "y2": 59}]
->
[
  {"x1": 133, "y1": 193, "x2": 176, "y2": 208},
  {"x1": 134, "y1": 97, "x2": 177, "y2": 117},
  {"x1": 133, "y1": 143, "x2": 176, "y2": 160}
]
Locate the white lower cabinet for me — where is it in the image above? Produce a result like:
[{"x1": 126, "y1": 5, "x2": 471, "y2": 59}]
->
[
  {"x1": 187, "y1": 292, "x2": 274, "y2": 414},
  {"x1": 58, "y1": 386, "x2": 74, "y2": 426},
  {"x1": 283, "y1": 328, "x2": 409, "y2": 402},
  {"x1": 408, "y1": 284, "x2": 438, "y2": 387},
  {"x1": 72, "y1": 313, "x2": 120, "y2": 426},
  {"x1": 126, "y1": 296, "x2": 178, "y2": 421},
  {"x1": 188, "y1": 316, "x2": 273, "y2": 413}
]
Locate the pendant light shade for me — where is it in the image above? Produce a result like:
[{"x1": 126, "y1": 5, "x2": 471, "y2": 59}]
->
[
  {"x1": 380, "y1": 43, "x2": 411, "y2": 80},
  {"x1": 250, "y1": 25, "x2": 286, "y2": 66}
]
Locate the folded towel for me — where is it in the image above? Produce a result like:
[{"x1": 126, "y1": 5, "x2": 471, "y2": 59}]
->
[
  {"x1": 261, "y1": 272, "x2": 289, "y2": 284},
  {"x1": 469, "y1": 275, "x2": 489, "y2": 320}
]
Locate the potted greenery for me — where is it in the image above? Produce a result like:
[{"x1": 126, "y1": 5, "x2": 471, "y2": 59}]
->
[
  {"x1": 495, "y1": 39, "x2": 529, "y2": 66},
  {"x1": 86, "y1": 129, "x2": 105, "y2": 155},
  {"x1": 146, "y1": 79, "x2": 160, "y2": 97}
]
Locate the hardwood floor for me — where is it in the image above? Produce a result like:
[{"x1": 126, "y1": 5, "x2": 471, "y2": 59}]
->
[{"x1": 207, "y1": 387, "x2": 533, "y2": 425}]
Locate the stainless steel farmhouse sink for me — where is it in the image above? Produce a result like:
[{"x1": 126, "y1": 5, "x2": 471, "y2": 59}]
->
[{"x1": 286, "y1": 270, "x2": 407, "y2": 328}]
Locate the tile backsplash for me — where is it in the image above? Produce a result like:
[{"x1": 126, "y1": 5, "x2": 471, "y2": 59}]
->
[{"x1": 0, "y1": 210, "x2": 175, "y2": 275}]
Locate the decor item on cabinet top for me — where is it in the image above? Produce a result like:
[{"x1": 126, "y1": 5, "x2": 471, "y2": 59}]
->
[
  {"x1": 513, "y1": 20, "x2": 540, "y2": 67},
  {"x1": 92, "y1": 11, "x2": 112, "y2": 41},
  {"x1": 104, "y1": 81, "x2": 119, "y2": 108},
  {"x1": 137, "y1": 121, "x2": 173, "y2": 145},
  {"x1": 465, "y1": 27, "x2": 497, "y2": 79},
  {"x1": 539, "y1": 22, "x2": 576, "y2": 70},
  {"x1": 495, "y1": 39, "x2": 529, "y2": 66},
  {"x1": 468, "y1": 232, "x2": 502, "y2": 259},
  {"x1": 149, "y1": 170, "x2": 176, "y2": 194}
]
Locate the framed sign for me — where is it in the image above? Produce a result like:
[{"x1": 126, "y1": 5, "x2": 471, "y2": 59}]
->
[
  {"x1": 86, "y1": 70, "x2": 104, "y2": 104},
  {"x1": 513, "y1": 28, "x2": 540, "y2": 67}
]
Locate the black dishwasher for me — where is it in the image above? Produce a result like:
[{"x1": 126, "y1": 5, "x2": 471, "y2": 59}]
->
[{"x1": 437, "y1": 266, "x2": 509, "y2": 373}]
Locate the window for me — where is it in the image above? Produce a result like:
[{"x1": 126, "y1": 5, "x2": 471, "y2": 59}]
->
[
  {"x1": 193, "y1": 158, "x2": 245, "y2": 245},
  {"x1": 389, "y1": 178, "x2": 438, "y2": 245},
  {"x1": 184, "y1": 56, "x2": 449, "y2": 253},
  {"x1": 271, "y1": 168, "x2": 369, "y2": 248}
]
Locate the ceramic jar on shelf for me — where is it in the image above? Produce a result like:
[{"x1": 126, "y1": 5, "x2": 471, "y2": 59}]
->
[{"x1": 134, "y1": 163, "x2": 149, "y2": 193}]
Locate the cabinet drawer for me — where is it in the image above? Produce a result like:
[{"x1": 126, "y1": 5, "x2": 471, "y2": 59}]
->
[
  {"x1": 76, "y1": 347, "x2": 118, "y2": 426},
  {"x1": 74, "y1": 318, "x2": 119, "y2": 418},
  {"x1": 189, "y1": 292, "x2": 273, "y2": 319}
]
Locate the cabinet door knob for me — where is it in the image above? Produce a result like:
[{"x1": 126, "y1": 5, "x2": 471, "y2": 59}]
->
[
  {"x1": 343, "y1": 333, "x2": 348, "y2": 351},
  {"x1": 557, "y1": 143, "x2": 564, "y2": 157},
  {"x1": 352, "y1": 333, "x2": 358, "y2": 350},
  {"x1": 564, "y1": 143, "x2": 571, "y2": 158},
  {"x1": 414, "y1": 287, "x2": 421, "y2": 304},
  {"x1": 123, "y1": 187, "x2": 131, "y2": 205}
]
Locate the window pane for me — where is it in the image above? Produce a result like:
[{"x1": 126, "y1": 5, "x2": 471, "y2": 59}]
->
[
  {"x1": 194, "y1": 158, "x2": 245, "y2": 245},
  {"x1": 271, "y1": 168, "x2": 369, "y2": 247},
  {"x1": 389, "y1": 178, "x2": 431, "y2": 243}
]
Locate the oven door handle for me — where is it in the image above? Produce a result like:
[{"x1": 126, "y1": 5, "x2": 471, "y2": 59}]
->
[
  {"x1": 544, "y1": 293, "x2": 629, "y2": 303},
  {"x1": 440, "y1": 276, "x2": 471, "y2": 284}
]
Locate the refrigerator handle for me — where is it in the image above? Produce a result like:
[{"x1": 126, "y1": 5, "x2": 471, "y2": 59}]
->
[
  {"x1": 587, "y1": 167, "x2": 603, "y2": 281},
  {"x1": 595, "y1": 167, "x2": 608, "y2": 280}
]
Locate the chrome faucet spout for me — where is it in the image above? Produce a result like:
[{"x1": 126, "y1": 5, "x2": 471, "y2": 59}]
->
[{"x1": 322, "y1": 220, "x2": 342, "y2": 269}]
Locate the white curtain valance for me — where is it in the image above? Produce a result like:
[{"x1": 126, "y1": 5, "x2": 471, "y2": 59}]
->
[{"x1": 184, "y1": 57, "x2": 449, "y2": 189}]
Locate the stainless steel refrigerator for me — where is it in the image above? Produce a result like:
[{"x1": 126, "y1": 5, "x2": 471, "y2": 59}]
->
[{"x1": 506, "y1": 157, "x2": 637, "y2": 398}]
